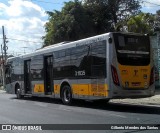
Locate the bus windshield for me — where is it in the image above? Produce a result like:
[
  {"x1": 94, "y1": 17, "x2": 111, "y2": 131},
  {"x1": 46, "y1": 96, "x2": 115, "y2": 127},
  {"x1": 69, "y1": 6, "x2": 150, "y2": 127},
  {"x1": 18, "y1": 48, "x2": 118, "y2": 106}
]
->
[{"x1": 113, "y1": 33, "x2": 150, "y2": 66}]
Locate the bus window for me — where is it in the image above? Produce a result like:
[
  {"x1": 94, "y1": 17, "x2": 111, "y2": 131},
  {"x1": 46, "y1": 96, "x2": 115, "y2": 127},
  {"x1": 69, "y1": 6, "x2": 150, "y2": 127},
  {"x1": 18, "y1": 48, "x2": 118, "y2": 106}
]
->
[
  {"x1": 91, "y1": 40, "x2": 106, "y2": 77},
  {"x1": 44, "y1": 55, "x2": 53, "y2": 95},
  {"x1": 30, "y1": 55, "x2": 43, "y2": 80},
  {"x1": 24, "y1": 60, "x2": 31, "y2": 94},
  {"x1": 5, "y1": 64, "x2": 12, "y2": 84},
  {"x1": 114, "y1": 33, "x2": 150, "y2": 66}
]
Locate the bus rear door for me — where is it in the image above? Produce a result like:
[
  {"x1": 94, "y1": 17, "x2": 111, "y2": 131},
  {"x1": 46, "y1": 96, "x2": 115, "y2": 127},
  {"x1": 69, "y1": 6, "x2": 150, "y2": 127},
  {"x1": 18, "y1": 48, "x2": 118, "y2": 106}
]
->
[
  {"x1": 44, "y1": 55, "x2": 53, "y2": 95},
  {"x1": 24, "y1": 60, "x2": 31, "y2": 94}
]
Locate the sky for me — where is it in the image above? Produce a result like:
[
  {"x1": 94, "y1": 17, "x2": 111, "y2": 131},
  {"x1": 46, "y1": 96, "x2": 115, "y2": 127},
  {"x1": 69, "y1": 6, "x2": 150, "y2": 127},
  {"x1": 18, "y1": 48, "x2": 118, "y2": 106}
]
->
[{"x1": 0, "y1": 0, "x2": 160, "y2": 56}]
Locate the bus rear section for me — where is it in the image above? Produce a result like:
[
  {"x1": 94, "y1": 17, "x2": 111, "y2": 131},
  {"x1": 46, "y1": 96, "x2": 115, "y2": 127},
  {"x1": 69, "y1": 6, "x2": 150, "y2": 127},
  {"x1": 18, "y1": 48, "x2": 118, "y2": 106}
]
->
[{"x1": 110, "y1": 33, "x2": 155, "y2": 98}]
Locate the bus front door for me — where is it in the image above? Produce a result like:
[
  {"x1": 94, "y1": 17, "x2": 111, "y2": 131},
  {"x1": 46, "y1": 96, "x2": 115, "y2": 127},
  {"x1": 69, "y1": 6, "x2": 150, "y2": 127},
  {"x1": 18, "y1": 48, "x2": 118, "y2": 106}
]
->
[
  {"x1": 24, "y1": 60, "x2": 31, "y2": 94},
  {"x1": 44, "y1": 56, "x2": 53, "y2": 95}
]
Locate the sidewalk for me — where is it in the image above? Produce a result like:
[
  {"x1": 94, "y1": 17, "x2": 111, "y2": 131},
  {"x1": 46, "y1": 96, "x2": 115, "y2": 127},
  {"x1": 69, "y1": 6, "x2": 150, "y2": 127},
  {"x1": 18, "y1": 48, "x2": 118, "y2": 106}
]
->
[
  {"x1": 110, "y1": 94, "x2": 160, "y2": 106},
  {"x1": 111, "y1": 89, "x2": 160, "y2": 106},
  {"x1": 0, "y1": 89, "x2": 6, "y2": 93},
  {"x1": 0, "y1": 86, "x2": 6, "y2": 93}
]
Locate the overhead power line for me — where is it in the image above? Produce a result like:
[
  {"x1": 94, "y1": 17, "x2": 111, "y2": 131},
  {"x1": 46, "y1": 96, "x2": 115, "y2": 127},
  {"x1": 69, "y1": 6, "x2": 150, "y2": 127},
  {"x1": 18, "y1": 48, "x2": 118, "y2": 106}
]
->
[
  {"x1": 142, "y1": 0, "x2": 160, "y2": 6},
  {"x1": 143, "y1": 5, "x2": 160, "y2": 7},
  {"x1": 7, "y1": 38, "x2": 43, "y2": 44},
  {"x1": 29, "y1": 0, "x2": 63, "y2": 5},
  {"x1": 0, "y1": 37, "x2": 43, "y2": 44},
  {"x1": 30, "y1": 0, "x2": 160, "y2": 7}
]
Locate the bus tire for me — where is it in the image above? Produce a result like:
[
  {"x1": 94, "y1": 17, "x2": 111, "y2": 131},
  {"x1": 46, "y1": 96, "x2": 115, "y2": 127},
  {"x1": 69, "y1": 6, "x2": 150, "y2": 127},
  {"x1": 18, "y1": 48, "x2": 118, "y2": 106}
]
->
[
  {"x1": 61, "y1": 85, "x2": 72, "y2": 105},
  {"x1": 16, "y1": 86, "x2": 24, "y2": 99}
]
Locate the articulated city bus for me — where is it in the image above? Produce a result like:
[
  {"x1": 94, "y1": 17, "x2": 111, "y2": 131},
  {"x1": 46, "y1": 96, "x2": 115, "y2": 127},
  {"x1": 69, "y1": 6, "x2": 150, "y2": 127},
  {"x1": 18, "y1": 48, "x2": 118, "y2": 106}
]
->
[{"x1": 5, "y1": 32, "x2": 155, "y2": 105}]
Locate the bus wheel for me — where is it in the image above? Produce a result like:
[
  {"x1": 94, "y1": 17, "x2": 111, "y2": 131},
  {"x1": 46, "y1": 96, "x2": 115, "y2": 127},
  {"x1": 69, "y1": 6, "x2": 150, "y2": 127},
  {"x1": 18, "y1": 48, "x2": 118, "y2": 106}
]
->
[
  {"x1": 16, "y1": 87, "x2": 24, "y2": 99},
  {"x1": 61, "y1": 85, "x2": 72, "y2": 105}
]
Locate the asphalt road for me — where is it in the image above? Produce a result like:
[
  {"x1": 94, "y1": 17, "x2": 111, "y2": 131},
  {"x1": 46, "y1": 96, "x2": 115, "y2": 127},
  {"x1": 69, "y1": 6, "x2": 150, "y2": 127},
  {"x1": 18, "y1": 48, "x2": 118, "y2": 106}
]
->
[{"x1": 0, "y1": 92, "x2": 160, "y2": 133}]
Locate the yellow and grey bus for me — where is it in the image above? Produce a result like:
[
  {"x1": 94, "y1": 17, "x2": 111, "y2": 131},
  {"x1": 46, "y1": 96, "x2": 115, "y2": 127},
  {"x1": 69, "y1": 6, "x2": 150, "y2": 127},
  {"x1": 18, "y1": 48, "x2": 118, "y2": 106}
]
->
[{"x1": 5, "y1": 32, "x2": 155, "y2": 105}]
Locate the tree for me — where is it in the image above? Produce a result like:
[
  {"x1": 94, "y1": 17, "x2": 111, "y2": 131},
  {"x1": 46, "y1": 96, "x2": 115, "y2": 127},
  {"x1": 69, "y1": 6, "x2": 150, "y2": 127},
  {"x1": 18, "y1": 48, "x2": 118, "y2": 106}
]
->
[
  {"x1": 43, "y1": 0, "x2": 141, "y2": 46},
  {"x1": 84, "y1": 0, "x2": 141, "y2": 24},
  {"x1": 127, "y1": 13, "x2": 155, "y2": 34},
  {"x1": 154, "y1": 10, "x2": 160, "y2": 31},
  {"x1": 83, "y1": 0, "x2": 113, "y2": 34},
  {"x1": 115, "y1": 10, "x2": 160, "y2": 34},
  {"x1": 43, "y1": 0, "x2": 94, "y2": 46}
]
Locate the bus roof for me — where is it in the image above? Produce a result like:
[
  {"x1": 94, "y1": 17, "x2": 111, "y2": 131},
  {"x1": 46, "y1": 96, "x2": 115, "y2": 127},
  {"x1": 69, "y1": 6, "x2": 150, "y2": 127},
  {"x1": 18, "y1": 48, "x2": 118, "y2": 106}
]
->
[{"x1": 7, "y1": 32, "x2": 147, "y2": 61}]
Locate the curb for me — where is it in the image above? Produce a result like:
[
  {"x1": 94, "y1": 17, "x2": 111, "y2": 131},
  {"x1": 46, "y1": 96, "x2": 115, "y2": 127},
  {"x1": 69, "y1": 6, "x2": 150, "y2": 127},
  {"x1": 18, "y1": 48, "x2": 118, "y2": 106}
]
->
[
  {"x1": 0, "y1": 90, "x2": 6, "y2": 93},
  {"x1": 110, "y1": 94, "x2": 160, "y2": 107},
  {"x1": 109, "y1": 101, "x2": 160, "y2": 109},
  {"x1": 110, "y1": 101, "x2": 160, "y2": 107}
]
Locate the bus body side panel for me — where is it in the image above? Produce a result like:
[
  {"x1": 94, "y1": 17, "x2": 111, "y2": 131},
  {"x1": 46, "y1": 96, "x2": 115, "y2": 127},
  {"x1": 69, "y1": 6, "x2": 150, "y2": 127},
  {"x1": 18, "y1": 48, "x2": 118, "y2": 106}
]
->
[
  {"x1": 71, "y1": 36, "x2": 109, "y2": 100},
  {"x1": 73, "y1": 79, "x2": 108, "y2": 99},
  {"x1": 53, "y1": 36, "x2": 110, "y2": 100},
  {"x1": 31, "y1": 81, "x2": 45, "y2": 95},
  {"x1": 53, "y1": 79, "x2": 109, "y2": 100},
  {"x1": 53, "y1": 36, "x2": 109, "y2": 100}
]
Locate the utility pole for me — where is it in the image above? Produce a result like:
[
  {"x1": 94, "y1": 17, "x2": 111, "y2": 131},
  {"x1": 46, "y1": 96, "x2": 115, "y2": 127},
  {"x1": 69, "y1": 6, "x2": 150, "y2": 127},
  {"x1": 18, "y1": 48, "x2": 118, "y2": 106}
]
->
[
  {"x1": 2, "y1": 26, "x2": 7, "y2": 90},
  {"x1": 21, "y1": 47, "x2": 28, "y2": 54},
  {"x1": 2, "y1": 26, "x2": 7, "y2": 62},
  {"x1": 0, "y1": 45, "x2": 3, "y2": 87}
]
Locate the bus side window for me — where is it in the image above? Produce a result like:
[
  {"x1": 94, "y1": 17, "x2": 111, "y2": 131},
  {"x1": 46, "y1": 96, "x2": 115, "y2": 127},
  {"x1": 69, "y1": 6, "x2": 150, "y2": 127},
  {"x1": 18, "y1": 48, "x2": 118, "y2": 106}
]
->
[
  {"x1": 76, "y1": 45, "x2": 91, "y2": 77},
  {"x1": 5, "y1": 64, "x2": 12, "y2": 84},
  {"x1": 91, "y1": 40, "x2": 106, "y2": 78}
]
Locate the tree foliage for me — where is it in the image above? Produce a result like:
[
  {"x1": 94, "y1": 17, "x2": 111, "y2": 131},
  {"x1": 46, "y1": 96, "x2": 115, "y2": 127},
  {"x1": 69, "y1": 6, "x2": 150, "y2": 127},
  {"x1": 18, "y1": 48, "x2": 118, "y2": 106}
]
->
[
  {"x1": 43, "y1": 0, "x2": 94, "y2": 46},
  {"x1": 83, "y1": 0, "x2": 112, "y2": 34},
  {"x1": 43, "y1": 0, "x2": 141, "y2": 47},
  {"x1": 107, "y1": 0, "x2": 141, "y2": 23},
  {"x1": 154, "y1": 10, "x2": 160, "y2": 31},
  {"x1": 127, "y1": 13, "x2": 155, "y2": 34},
  {"x1": 116, "y1": 12, "x2": 160, "y2": 34}
]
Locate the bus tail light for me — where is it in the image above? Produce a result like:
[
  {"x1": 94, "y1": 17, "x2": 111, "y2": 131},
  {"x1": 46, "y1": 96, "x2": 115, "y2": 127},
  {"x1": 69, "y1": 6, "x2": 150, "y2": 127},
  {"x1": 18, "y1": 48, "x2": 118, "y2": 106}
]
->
[
  {"x1": 111, "y1": 65, "x2": 120, "y2": 86},
  {"x1": 150, "y1": 67, "x2": 154, "y2": 86}
]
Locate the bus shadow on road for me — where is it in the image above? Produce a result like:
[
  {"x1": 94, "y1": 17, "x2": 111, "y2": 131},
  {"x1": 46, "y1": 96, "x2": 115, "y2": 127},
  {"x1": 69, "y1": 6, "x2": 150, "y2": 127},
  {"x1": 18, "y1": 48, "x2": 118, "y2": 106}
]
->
[
  {"x1": 11, "y1": 96, "x2": 160, "y2": 115},
  {"x1": 73, "y1": 100, "x2": 160, "y2": 115}
]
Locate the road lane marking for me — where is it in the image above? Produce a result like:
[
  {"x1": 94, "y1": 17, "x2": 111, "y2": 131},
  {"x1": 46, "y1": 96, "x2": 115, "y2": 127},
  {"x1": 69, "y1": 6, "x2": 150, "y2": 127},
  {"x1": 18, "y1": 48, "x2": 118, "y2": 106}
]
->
[
  {"x1": 34, "y1": 102, "x2": 48, "y2": 107},
  {"x1": 58, "y1": 105, "x2": 72, "y2": 112},
  {"x1": 109, "y1": 114, "x2": 127, "y2": 118},
  {"x1": 12, "y1": 99, "x2": 26, "y2": 103},
  {"x1": 60, "y1": 108, "x2": 71, "y2": 112}
]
